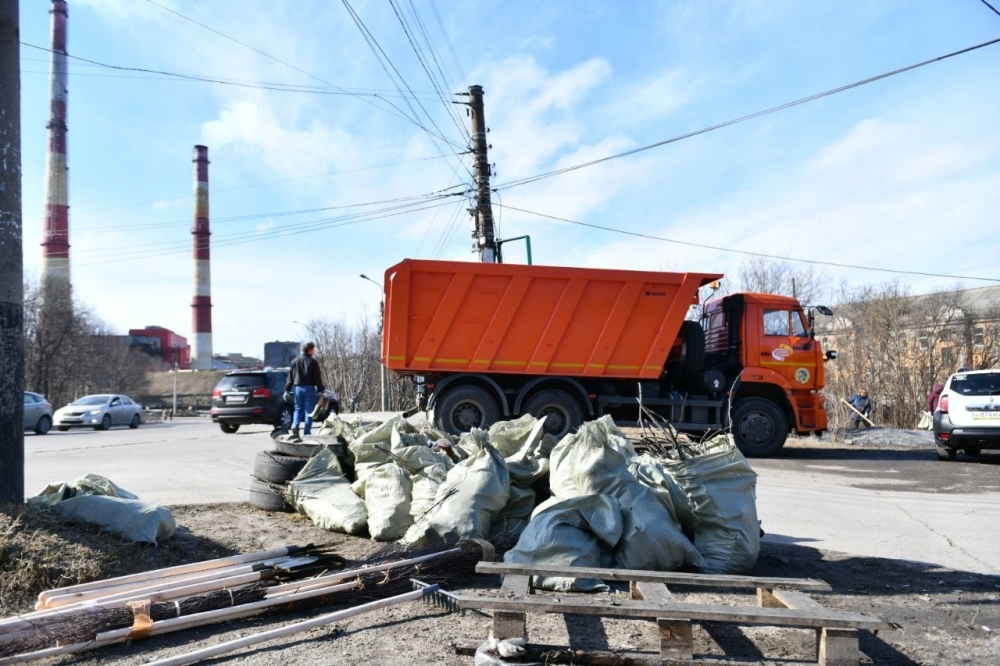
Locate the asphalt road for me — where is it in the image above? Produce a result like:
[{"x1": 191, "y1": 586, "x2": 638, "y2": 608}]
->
[{"x1": 23, "y1": 418, "x2": 1000, "y2": 575}]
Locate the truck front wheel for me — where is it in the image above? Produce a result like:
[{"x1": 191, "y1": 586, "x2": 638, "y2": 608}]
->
[
  {"x1": 435, "y1": 385, "x2": 500, "y2": 435},
  {"x1": 732, "y1": 398, "x2": 788, "y2": 457}
]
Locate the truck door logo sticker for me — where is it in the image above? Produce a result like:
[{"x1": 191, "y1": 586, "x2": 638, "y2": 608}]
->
[
  {"x1": 771, "y1": 344, "x2": 793, "y2": 361},
  {"x1": 795, "y1": 368, "x2": 810, "y2": 384}
]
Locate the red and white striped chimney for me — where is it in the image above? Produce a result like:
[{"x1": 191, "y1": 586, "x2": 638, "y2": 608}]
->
[
  {"x1": 191, "y1": 145, "x2": 213, "y2": 370},
  {"x1": 41, "y1": 0, "x2": 70, "y2": 289}
]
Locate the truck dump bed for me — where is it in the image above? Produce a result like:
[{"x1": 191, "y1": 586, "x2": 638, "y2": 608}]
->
[{"x1": 383, "y1": 259, "x2": 722, "y2": 380}]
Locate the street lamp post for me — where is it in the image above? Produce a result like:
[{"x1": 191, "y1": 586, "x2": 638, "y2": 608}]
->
[{"x1": 360, "y1": 274, "x2": 389, "y2": 412}]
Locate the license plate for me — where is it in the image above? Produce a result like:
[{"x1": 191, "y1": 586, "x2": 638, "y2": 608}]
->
[
  {"x1": 225, "y1": 396, "x2": 247, "y2": 404},
  {"x1": 971, "y1": 412, "x2": 1000, "y2": 419}
]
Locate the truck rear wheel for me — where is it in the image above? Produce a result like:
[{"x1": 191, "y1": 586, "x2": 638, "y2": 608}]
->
[
  {"x1": 523, "y1": 389, "x2": 582, "y2": 440},
  {"x1": 435, "y1": 385, "x2": 500, "y2": 435},
  {"x1": 732, "y1": 397, "x2": 787, "y2": 457}
]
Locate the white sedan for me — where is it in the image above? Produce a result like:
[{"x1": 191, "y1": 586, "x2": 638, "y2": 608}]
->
[{"x1": 54, "y1": 394, "x2": 143, "y2": 431}]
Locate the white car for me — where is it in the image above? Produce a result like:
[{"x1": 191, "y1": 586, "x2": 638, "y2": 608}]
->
[
  {"x1": 54, "y1": 394, "x2": 143, "y2": 431},
  {"x1": 932, "y1": 369, "x2": 1000, "y2": 461}
]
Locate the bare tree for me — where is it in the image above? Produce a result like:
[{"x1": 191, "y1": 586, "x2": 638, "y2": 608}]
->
[{"x1": 737, "y1": 255, "x2": 827, "y2": 304}]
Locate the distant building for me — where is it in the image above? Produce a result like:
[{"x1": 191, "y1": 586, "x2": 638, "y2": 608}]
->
[
  {"x1": 128, "y1": 326, "x2": 190, "y2": 369},
  {"x1": 213, "y1": 353, "x2": 262, "y2": 371},
  {"x1": 264, "y1": 340, "x2": 299, "y2": 369}
]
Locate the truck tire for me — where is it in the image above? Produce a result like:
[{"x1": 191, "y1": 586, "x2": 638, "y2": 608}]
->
[
  {"x1": 732, "y1": 397, "x2": 788, "y2": 457},
  {"x1": 667, "y1": 321, "x2": 705, "y2": 382},
  {"x1": 248, "y1": 477, "x2": 292, "y2": 512},
  {"x1": 253, "y1": 450, "x2": 308, "y2": 484},
  {"x1": 435, "y1": 385, "x2": 500, "y2": 435},
  {"x1": 523, "y1": 389, "x2": 583, "y2": 440}
]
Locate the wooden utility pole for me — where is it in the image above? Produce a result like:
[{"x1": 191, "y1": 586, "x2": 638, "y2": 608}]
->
[
  {"x1": 468, "y1": 85, "x2": 497, "y2": 263},
  {"x1": 0, "y1": 0, "x2": 24, "y2": 505}
]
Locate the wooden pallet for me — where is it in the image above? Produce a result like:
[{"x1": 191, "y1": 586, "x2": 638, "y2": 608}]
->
[{"x1": 454, "y1": 562, "x2": 892, "y2": 666}]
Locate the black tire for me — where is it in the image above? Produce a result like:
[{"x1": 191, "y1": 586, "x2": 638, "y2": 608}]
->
[
  {"x1": 220, "y1": 422, "x2": 240, "y2": 434},
  {"x1": 129, "y1": 414, "x2": 140, "y2": 429},
  {"x1": 275, "y1": 405, "x2": 293, "y2": 430},
  {"x1": 254, "y1": 450, "x2": 308, "y2": 484},
  {"x1": 936, "y1": 445, "x2": 957, "y2": 461},
  {"x1": 523, "y1": 389, "x2": 583, "y2": 440},
  {"x1": 248, "y1": 477, "x2": 292, "y2": 512},
  {"x1": 666, "y1": 321, "x2": 706, "y2": 382},
  {"x1": 57, "y1": 425, "x2": 70, "y2": 432},
  {"x1": 732, "y1": 397, "x2": 788, "y2": 457},
  {"x1": 34, "y1": 415, "x2": 52, "y2": 435},
  {"x1": 274, "y1": 439, "x2": 322, "y2": 457},
  {"x1": 96, "y1": 414, "x2": 112, "y2": 431},
  {"x1": 435, "y1": 385, "x2": 500, "y2": 435}
]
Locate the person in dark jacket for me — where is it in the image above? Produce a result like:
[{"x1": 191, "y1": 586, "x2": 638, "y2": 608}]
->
[
  {"x1": 927, "y1": 382, "x2": 944, "y2": 413},
  {"x1": 284, "y1": 342, "x2": 325, "y2": 440},
  {"x1": 847, "y1": 388, "x2": 872, "y2": 429}
]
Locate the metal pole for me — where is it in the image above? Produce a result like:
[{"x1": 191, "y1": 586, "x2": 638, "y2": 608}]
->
[
  {"x1": 172, "y1": 347, "x2": 178, "y2": 418},
  {"x1": 468, "y1": 85, "x2": 497, "y2": 263},
  {"x1": 496, "y1": 235, "x2": 532, "y2": 265},
  {"x1": 360, "y1": 274, "x2": 388, "y2": 412},
  {"x1": 0, "y1": 0, "x2": 24, "y2": 505}
]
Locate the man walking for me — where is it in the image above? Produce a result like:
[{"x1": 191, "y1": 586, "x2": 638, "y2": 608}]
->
[{"x1": 284, "y1": 342, "x2": 325, "y2": 441}]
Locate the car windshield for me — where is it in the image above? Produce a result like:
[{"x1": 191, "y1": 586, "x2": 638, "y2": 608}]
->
[
  {"x1": 216, "y1": 375, "x2": 266, "y2": 390},
  {"x1": 71, "y1": 395, "x2": 111, "y2": 406},
  {"x1": 949, "y1": 373, "x2": 1000, "y2": 396}
]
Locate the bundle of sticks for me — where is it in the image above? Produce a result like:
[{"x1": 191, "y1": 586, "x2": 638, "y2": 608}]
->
[{"x1": 0, "y1": 539, "x2": 489, "y2": 662}]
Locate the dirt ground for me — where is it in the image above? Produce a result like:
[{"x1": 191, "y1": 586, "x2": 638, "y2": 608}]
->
[{"x1": 4, "y1": 431, "x2": 999, "y2": 665}]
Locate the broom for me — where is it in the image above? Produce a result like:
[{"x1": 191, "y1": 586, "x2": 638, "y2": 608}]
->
[{"x1": 0, "y1": 540, "x2": 490, "y2": 661}]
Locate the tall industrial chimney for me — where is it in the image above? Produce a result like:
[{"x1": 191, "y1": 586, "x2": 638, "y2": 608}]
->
[
  {"x1": 190, "y1": 145, "x2": 213, "y2": 370},
  {"x1": 41, "y1": 0, "x2": 70, "y2": 291}
]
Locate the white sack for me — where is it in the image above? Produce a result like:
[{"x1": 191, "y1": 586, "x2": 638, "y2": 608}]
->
[
  {"x1": 365, "y1": 464, "x2": 414, "y2": 541},
  {"x1": 286, "y1": 447, "x2": 368, "y2": 534}
]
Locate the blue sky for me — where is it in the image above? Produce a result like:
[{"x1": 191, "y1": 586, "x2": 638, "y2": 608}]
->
[{"x1": 18, "y1": 0, "x2": 1000, "y2": 357}]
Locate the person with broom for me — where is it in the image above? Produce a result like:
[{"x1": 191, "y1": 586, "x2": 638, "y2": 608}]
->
[
  {"x1": 284, "y1": 342, "x2": 325, "y2": 442},
  {"x1": 847, "y1": 387, "x2": 872, "y2": 429}
]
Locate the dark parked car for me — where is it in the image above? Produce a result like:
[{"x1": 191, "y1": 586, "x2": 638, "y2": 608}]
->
[
  {"x1": 24, "y1": 391, "x2": 54, "y2": 435},
  {"x1": 211, "y1": 371, "x2": 339, "y2": 434}
]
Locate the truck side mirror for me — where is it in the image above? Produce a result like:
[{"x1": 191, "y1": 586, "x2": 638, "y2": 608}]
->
[
  {"x1": 825, "y1": 349, "x2": 838, "y2": 362},
  {"x1": 816, "y1": 306, "x2": 833, "y2": 316}
]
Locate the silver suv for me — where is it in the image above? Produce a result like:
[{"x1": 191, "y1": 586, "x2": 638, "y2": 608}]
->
[{"x1": 932, "y1": 369, "x2": 1000, "y2": 461}]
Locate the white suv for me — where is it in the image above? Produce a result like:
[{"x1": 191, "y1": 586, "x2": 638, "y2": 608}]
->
[{"x1": 932, "y1": 369, "x2": 1000, "y2": 461}]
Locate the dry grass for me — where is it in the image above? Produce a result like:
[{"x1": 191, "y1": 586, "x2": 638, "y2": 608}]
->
[{"x1": 0, "y1": 504, "x2": 234, "y2": 615}]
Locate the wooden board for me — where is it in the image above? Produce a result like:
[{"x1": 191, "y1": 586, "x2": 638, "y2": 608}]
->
[
  {"x1": 492, "y1": 574, "x2": 530, "y2": 640},
  {"x1": 478, "y1": 562, "x2": 832, "y2": 592},
  {"x1": 631, "y1": 581, "x2": 693, "y2": 661},
  {"x1": 456, "y1": 595, "x2": 891, "y2": 631}
]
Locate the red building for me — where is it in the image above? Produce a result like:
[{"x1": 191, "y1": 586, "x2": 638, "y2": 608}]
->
[{"x1": 128, "y1": 326, "x2": 191, "y2": 369}]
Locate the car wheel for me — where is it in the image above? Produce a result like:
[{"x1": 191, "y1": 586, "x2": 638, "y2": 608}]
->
[
  {"x1": 129, "y1": 414, "x2": 140, "y2": 429},
  {"x1": 95, "y1": 414, "x2": 112, "y2": 431},
  {"x1": 523, "y1": 389, "x2": 583, "y2": 440},
  {"x1": 220, "y1": 422, "x2": 240, "y2": 434},
  {"x1": 732, "y1": 397, "x2": 788, "y2": 457},
  {"x1": 34, "y1": 415, "x2": 52, "y2": 435},
  {"x1": 435, "y1": 385, "x2": 500, "y2": 435},
  {"x1": 57, "y1": 426, "x2": 70, "y2": 432},
  {"x1": 965, "y1": 447, "x2": 982, "y2": 457},
  {"x1": 936, "y1": 445, "x2": 957, "y2": 461},
  {"x1": 276, "y1": 405, "x2": 293, "y2": 431}
]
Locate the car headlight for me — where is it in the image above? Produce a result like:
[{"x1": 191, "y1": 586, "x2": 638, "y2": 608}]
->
[{"x1": 88, "y1": 409, "x2": 103, "y2": 415}]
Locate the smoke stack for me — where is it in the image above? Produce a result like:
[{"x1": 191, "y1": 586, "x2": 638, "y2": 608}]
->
[
  {"x1": 191, "y1": 145, "x2": 213, "y2": 370},
  {"x1": 41, "y1": 0, "x2": 70, "y2": 291}
]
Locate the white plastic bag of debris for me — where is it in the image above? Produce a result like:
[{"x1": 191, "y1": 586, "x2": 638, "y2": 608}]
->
[
  {"x1": 660, "y1": 435, "x2": 760, "y2": 575},
  {"x1": 409, "y1": 462, "x2": 449, "y2": 523},
  {"x1": 504, "y1": 494, "x2": 622, "y2": 592},
  {"x1": 549, "y1": 418, "x2": 704, "y2": 572},
  {"x1": 364, "y1": 463, "x2": 414, "y2": 541},
  {"x1": 286, "y1": 447, "x2": 368, "y2": 535},
  {"x1": 53, "y1": 496, "x2": 175, "y2": 543},
  {"x1": 630, "y1": 455, "x2": 696, "y2": 537},
  {"x1": 402, "y1": 433, "x2": 510, "y2": 545}
]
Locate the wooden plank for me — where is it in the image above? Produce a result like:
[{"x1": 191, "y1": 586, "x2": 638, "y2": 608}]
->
[
  {"x1": 631, "y1": 582, "x2": 693, "y2": 661},
  {"x1": 477, "y1": 562, "x2": 832, "y2": 592},
  {"x1": 492, "y1": 574, "x2": 530, "y2": 641},
  {"x1": 457, "y1": 595, "x2": 891, "y2": 631},
  {"x1": 818, "y1": 627, "x2": 859, "y2": 666}
]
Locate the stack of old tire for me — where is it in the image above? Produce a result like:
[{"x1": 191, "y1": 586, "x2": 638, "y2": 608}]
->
[{"x1": 247, "y1": 432, "x2": 322, "y2": 512}]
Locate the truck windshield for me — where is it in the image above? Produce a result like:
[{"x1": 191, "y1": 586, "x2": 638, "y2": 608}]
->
[{"x1": 763, "y1": 310, "x2": 807, "y2": 337}]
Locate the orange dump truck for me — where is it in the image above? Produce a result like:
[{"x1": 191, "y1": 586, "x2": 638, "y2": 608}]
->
[{"x1": 382, "y1": 259, "x2": 835, "y2": 455}]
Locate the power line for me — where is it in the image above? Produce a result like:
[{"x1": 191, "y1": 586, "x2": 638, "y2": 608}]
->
[
  {"x1": 981, "y1": 0, "x2": 1000, "y2": 18},
  {"x1": 496, "y1": 36, "x2": 1000, "y2": 191},
  {"x1": 495, "y1": 203, "x2": 1000, "y2": 284}
]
